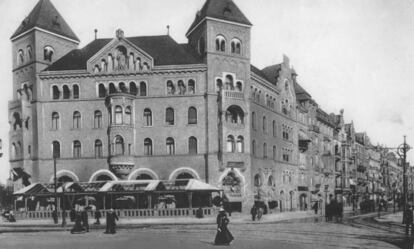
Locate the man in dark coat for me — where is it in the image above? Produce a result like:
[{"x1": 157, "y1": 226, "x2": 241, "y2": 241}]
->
[
  {"x1": 312, "y1": 201, "x2": 319, "y2": 214},
  {"x1": 214, "y1": 208, "x2": 234, "y2": 245},
  {"x1": 105, "y1": 209, "x2": 119, "y2": 234},
  {"x1": 81, "y1": 207, "x2": 89, "y2": 232},
  {"x1": 70, "y1": 211, "x2": 84, "y2": 234},
  {"x1": 94, "y1": 208, "x2": 102, "y2": 225},
  {"x1": 250, "y1": 204, "x2": 257, "y2": 221}
]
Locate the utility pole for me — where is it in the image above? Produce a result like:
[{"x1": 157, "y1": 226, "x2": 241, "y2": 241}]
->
[
  {"x1": 53, "y1": 156, "x2": 58, "y2": 224},
  {"x1": 397, "y1": 136, "x2": 411, "y2": 235}
]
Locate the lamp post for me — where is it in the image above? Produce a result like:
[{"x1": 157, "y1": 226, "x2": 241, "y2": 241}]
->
[
  {"x1": 396, "y1": 136, "x2": 411, "y2": 235},
  {"x1": 53, "y1": 156, "x2": 58, "y2": 224}
]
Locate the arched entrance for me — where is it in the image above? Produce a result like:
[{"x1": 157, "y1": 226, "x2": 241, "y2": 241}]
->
[
  {"x1": 96, "y1": 175, "x2": 113, "y2": 182},
  {"x1": 176, "y1": 172, "x2": 194, "y2": 180},
  {"x1": 299, "y1": 193, "x2": 307, "y2": 211},
  {"x1": 89, "y1": 169, "x2": 117, "y2": 182},
  {"x1": 128, "y1": 168, "x2": 159, "y2": 180},
  {"x1": 221, "y1": 170, "x2": 242, "y2": 212},
  {"x1": 50, "y1": 170, "x2": 79, "y2": 183},
  {"x1": 168, "y1": 167, "x2": 200, "y2": 180},
  {"x1": 58, "y1": 175, "x2": 74, "y2": 183},
  {"x1": 136, "y1": 174, "x2": 153, "y2": 180}
]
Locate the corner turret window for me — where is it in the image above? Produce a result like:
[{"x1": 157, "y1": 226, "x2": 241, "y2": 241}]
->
[
  {"x1": 18, "y1": 49, "x2": 24, "y2": 65},
  {"x1": 115, "y1": 106, "x2": 123, "y2": 124},
  {"x1": 231, "y1": 38, "x2": 241, "y2": 54},
  {"x1": 215, "y1": 35, "x2": 226, "y2": 52},
  {"x1": 44, "y1": 46, "x2": 54, "y2": 62}
]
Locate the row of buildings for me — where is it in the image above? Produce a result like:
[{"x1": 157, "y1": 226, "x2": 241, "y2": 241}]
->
[{"x1": 7, "y1": 0, "x2": 408, "y2": 212}]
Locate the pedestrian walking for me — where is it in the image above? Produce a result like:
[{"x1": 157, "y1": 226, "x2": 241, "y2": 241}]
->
[
  {"x1": 94, "y1": 208, "x2": 102, "y2": 225},
  {"x1": 70, "y1": 211, "x2": 85, "y2": 234},
  {"x1": 250, "y1": 204, "x2": 257, "y2": 221},
  {"x1": 405, "y1": 206, "x2": 414, "y2": 236},
  {"x1": 81, "y1": 207, "x2": 89, "y2": 232},
  {"x1": 105, "y1": 209, "x2": 119, "y2": 234},
  {"x1": 214, "y1": 208, "x2": 234, "y2": 246},
  {"x1": 257, "y1": 206, "x2": 263, "y2": 221},
  {"x1": 312, "y1": 202, "x2": 318, "y2": 214},
  {"x1": 52, "y1": 209, "x2": 58, "y2": 224}
]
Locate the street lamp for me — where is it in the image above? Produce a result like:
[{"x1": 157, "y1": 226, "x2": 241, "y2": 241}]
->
[{"x1": 396, "y1": 136, "x2": 411, "y2": 235}]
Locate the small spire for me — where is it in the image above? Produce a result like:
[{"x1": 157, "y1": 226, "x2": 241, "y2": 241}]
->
[
  {"x1": 167, "y1": 25, "x2": 170, "y2": 36},
  {"x1": 94, "y1": 29, "x2": 98, "y2": 40}
]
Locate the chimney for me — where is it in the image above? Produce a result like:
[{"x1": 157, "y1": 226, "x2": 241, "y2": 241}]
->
[{"x1": 94, "y1": 29, "x2": 98, "y2": 40}]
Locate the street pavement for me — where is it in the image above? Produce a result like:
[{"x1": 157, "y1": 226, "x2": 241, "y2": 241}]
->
[{"x1": 0, "y1": 212, "x2": 412, "y2": 249}]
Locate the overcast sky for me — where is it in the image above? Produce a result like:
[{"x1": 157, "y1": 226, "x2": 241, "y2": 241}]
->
[{"x1": 0, "y1": 0, "x2": 413, "y2": 184}]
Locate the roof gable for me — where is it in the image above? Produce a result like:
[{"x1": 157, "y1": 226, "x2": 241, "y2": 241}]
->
[
  {"x1": 45, "y1": 35, "x2": 203, "y2": 72},
  {"x1": 11, "y1": 0, "x2": 79, "y2": 42},
  {"x1": 187, "y1": 0, "x2": 252, "y2": 36}
]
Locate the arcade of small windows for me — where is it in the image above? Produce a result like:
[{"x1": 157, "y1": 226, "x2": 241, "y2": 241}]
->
[
  {"x1": 282, "y1": 125, "x2": 293, "y2": 141},
  {"x1": 226, "y1": 135, "x2": 244, "y2": 153},
  {"x1": 111, "y1": 105, "x2": 133, "y2": 125},
  {"x1": 215, "y1": 75, "x2": 243, "y2": 92},
  {"x1": 282, "y1": 148, "x2": 293, "y2": 162},
  {"x1": 44, "y1": 46, "x2": 54, "y2": 62},
  {"x1": 142, "y1": 136, "x2": 198, "y2": 156},
  {"x1": 230, "y1": 38, "x2": 241, "y2": 54},
  {"x1": 215, "y1": 35, "x2": 226, "y2": 52},
  {"x1": 93, "y1": 46, "x2": 151, "y2": 73},
  {"x1": 51, "y1": 84, "x2": 80, "y2": 100},
  {"x1": 282, "y1": 171, "x2": 294, "y2": 184},
  {"x1": 251, "y1": 87, "x2": 277, "y2": 111},
  {"x1": 97, "y1": 81, "x2": 147, "y2": 98},
  {"x1": 166, "y1": 79, "x2": 196, "y2": 95}
]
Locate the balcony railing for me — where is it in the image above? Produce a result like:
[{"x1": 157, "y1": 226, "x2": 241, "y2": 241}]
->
[{"x1": 224, "y1": 91, "x2": 244, "y2": 99}]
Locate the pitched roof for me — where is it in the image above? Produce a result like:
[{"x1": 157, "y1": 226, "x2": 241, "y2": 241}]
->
[
  {"x1": 261, "y1": 64, "x2": 282, "y2": 85},
  {"x1": 46, "y1": 35, "x2": 203, "y2": 71},
  {"x1": 11, "y1": 0, "x2": 79, "y2": 42},
  {"x1": 187, "y1": 0, "x2": 252, "y2": 35},
  {"x1": 294, "y1": 81, "x2": 312, "y2": 101}
]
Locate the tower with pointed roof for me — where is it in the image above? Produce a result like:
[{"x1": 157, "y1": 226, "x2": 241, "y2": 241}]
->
[
  {"x1": 186, "y1": 0, "x2": 254, "y2": 207},
  {"x1": 9, "y1": 0, "x2": 79, "y2": 184}
]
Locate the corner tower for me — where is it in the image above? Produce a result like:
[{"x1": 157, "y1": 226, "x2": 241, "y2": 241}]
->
[
  {"x1": 9, "y1": 0, "x2": 79, "y2": 185},
  {"x1": 187, "y1": 0, "x2": 253, "y2": 211}
]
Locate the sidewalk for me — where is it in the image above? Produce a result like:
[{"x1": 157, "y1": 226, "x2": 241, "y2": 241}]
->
[
  {"x1": 0, "y1": 210, "x2": 322, "y2": 233},
  {"x1": 375, "y1": 211, "x2": 403, "y2": 224}
]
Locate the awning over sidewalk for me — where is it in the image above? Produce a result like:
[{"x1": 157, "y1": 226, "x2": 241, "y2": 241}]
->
[{"x1": 99, "y1": 180, "x2": 163, "y2": 192}]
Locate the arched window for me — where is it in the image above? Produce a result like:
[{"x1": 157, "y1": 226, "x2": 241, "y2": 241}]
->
[
  {"x1": 225, "y1": 75, "x2": 234, "y2": 90},
  {"x1": 236, "y1": 136, "x2": 244, "y2": 153},
  {"x1": 252, "y1": 112, "x2": 256, "y2": 130},
  {"x1": 18, "y1": 49, "x2": 24, "y2": 64},
  {"x1": 216, "y1": 79, "x2": 223, "y2": 91},
  {"x1": 143, "y1": 62, "x2": 150, "y2": 71},
  {"x1": 119, "y1": 82, "x2": 127, "y2": 93},
  {"x1": 263, "y1": 143, "x2": 267, "y2": 158},
  {"x1": 98, "y1": 84, "x2": 106, "y2": 97},
  {"x1": 51, "y1": 112, "x2": 59, "y2": 130},
  {"x1": 73, "y1": 140, "x2": 81, "y2": 158},
  {"x1": 227, "y1": 135, "x2": 235, "y2": 152},
  {"x1": 101, "y1": 59, "x2": 107, "y2": 72},
  {"x1": 165, "y1": 107, "x2": 174, "y2": 125},
  {"x1": 189, "y1": 137, "x2": 197, "y2": 154},
  {"x1": 94, "y1": 110, "x2": 102, "y2": 128},
  {"x1": 273, "y1": 120, "x2": 276, "y2": 137},
  {"x1": 226, "y1": 105, "x2": 244, "y2": 124},
  {"x1": 263, "y1": 116, "x2": 267, "y2": 133},
  {"x1": 231, "y1": 38, "x2": 241, "y2": 54},
  {"x1": 11, "y1": 143, "x2": 17, "y2": 159},
  {"x1": 178, "y1": 80, "x2": 186, "y2": 95},
  {"x1": 52, "y1": 85, "x2": 60, "y2": 99},
  {"x1": 130, "y1": 82, "x2": 138, "y2": 95},
  {"x1": 63, "y1": 85, "x2": 70, "y2": 99},
  {"x1": 215, "y1": 35, "x2": 226, "y2": 52},
  {"x1": 268, "y1": 175, "x2": 274, "y2": 187},
  {"x1": 273, "y1": 146, "x2": 277, "y2": 160},
  {"x1": 254, "y1": 174, "x2": 262, "y2": 187},
  {"x1": 188, "y1": 79, "x2": 195, "y2": 94},
  {"x1": 166, "y1": 137, "x2": 175, "y2": 155},
  {"x1": 143, "y1": 108, "x2": 152, "y2": 126},
  {"x1": 176, "y1": 172, "x2": 194, "y2": 180},
  {"x1": 252, "y1": 140, "x2": 256, "y2": 156},
  {"x1": 52, "y1": 141, "x2": 60, "y2": 158},
  {"x1": 44, "y1": 46, "x2": 54, "y2": 61},
  {"x1": 12, "y1": 112, "x2": 22, "y2": 130},
  {"x1": 109, "y1": 83, "x2": 116, "y2": 94},
  {"x1": 73, "y1": 111, "x2": 81, "y2": 129},
  {"x1": 188, "y1": 107, "x2": 197, "y2": 124},
  {"x1": 236, "y1": 81, "x2": 242, "y2": 92},
  {"x1": 125, "y1": 106, "x2": 132, "y2": 124},
  {"x1": 139, "y1": 82, "x2": 147, "y2": 96},
  {"x1": 144, "y1": 138, "x2": 152, "y2": 155},
  {"x1": 27, "y1": 45, "x2": 32, "y2": 60},
  {"x1": 73, "y1": 85, "x2": 79, "y2": 99},
  {"x1": 166, "y1": 80, "x2": 175, "y2": 95},
  {"x1": 115, "y1": 106, "x2": 122, "y2": 124},
  {"x1": 95, "y1": 139, "x2": 103, "y2": 158},
  {"x1": 114, "y1": 136, "x2": 124, "y2": 155}
]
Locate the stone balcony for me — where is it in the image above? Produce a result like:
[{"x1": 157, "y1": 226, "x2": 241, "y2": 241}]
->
[
  {"x1": 224, "y1": 91, "x2": 244, "y2": 100},
  {"x1": 109, "y1": 155, "x2": 135, "y2": 179}
]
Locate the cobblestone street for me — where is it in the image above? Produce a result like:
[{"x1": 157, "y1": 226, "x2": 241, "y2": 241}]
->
[{"x1": 0, "y1": 214, "x2": 411, "y2": 249}]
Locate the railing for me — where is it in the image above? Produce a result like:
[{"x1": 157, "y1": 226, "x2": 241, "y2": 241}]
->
[
  {"x1": 13, "y1": 208, "x2": 216, "y2": 220},
  {"x1": 224, "y1": 91, "x2": 244, "y2": 99}
]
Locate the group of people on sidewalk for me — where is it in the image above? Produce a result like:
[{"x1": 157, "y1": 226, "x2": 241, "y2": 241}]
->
[
  {"x1": 69, "y1": 206, "x2": 118, "y2": 234},
  {"x1": 250, "y1": 203, "x2": 264, "y2": 221}
]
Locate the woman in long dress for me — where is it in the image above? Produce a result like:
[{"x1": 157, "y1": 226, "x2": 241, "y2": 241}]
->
[{"x1": 214, "y1": 208, "x2": 234, "y2": 245}]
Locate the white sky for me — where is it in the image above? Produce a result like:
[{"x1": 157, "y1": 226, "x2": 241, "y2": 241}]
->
[{"x1": 0, "y1": 0, "x2": 413, "y2": 184}]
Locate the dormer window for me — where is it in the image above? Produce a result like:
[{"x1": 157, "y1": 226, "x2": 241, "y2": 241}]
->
[
  {"x1": 44, "y1": 46, "x2": 54, "y2": 62},
  {"x1": 215, "y1": 35, "x2": 226, "y2": 52},
  {"x1": 231, "y1": 38, "x2": 241, "y2": 54}
]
